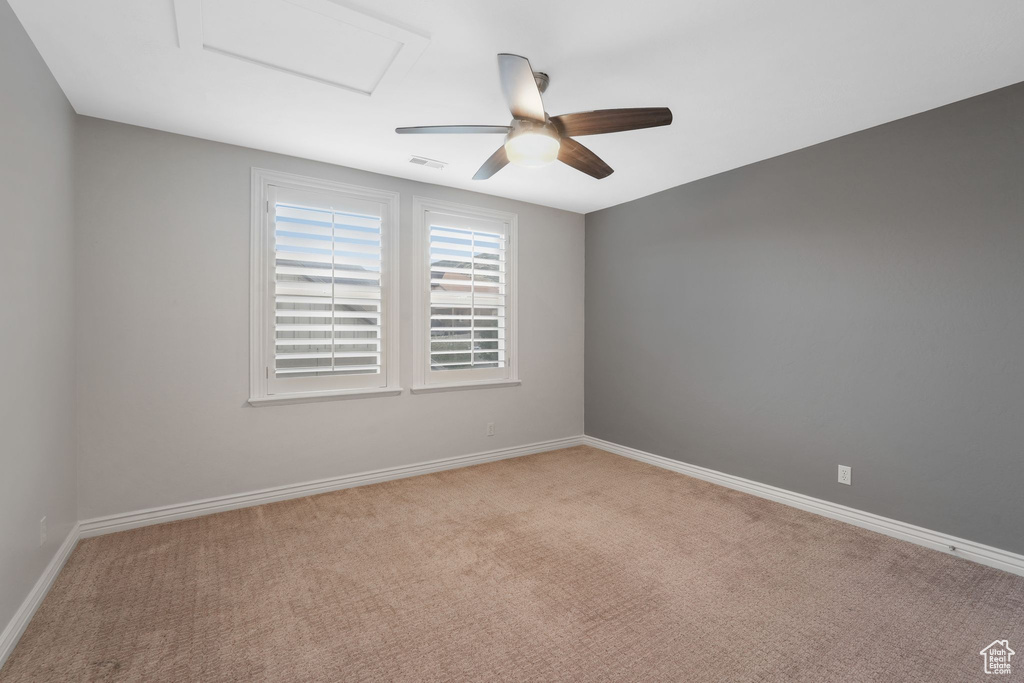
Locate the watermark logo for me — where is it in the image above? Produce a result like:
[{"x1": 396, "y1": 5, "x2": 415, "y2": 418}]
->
[{"x1": 980, "y1": 640, "x2": 1014, "y2": 675}]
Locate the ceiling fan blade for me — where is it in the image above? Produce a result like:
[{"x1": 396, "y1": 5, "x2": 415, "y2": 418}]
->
[
  {"x1": 558, "y1": 137, "x2": 613, "y2": 179},
  {"x1": 552, "y1": 108, "x2": 673, "y2": 137},
  {"x1": 473, "y1": 145, "x2": 510, "y2": 180},
  {"x1": 395, "y1": 125, "x2": 512, "y2": 135},
  {"x1": 497, "y1": 53, "x2": 546, "y2": 122}
]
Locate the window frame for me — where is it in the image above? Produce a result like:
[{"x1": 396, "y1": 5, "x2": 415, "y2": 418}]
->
[
  {"x1": 249, "y1": 168, "x2": 401, "y2": 406},
  {"x1": 411, "y1": 196, "x2": 519, "y2": 394}
]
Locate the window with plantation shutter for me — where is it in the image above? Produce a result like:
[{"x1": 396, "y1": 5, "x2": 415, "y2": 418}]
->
[
  {"x1": 250, "y1": 170, "x2": 400, "y2": 405},
  {"x1": 412, "y1": 197, "x2": 518, "y2": 392}
]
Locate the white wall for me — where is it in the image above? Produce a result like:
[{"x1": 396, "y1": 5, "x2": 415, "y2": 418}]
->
[
  {"x1": 0, "y1": 0, "x2": 78, "y2": 633},
  {"x1": 74, "y1": 117, "x2": 584, "y2": 520}
]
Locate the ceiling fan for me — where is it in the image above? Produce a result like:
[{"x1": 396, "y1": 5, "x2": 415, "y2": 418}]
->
[{"x1": 396, "y1": 54, "x2": 673, "y2": 180}]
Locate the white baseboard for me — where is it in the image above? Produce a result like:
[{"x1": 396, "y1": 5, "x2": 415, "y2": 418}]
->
[
  {"x1": 0, "y1": 524, "x2": 80, "y2": 669},
  {"x1": 79, "y1": 436, "x2": 586, "y2": 538},
  {"x1": 583, "y1": 436, "x2": 1024, "y2": 577}
]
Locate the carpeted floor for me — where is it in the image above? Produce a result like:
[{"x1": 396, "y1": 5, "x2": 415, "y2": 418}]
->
[{"x1": 2, "y1": 446, "x2": 1023, "y2": 681}]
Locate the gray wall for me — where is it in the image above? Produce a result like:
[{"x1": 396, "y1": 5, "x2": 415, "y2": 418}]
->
[
  {"x1": 0, "y1": 0, "x2": 78, "y2": 635},
  {"x1": 586, "y1": 82, "x2": 1024, "y2": 554},
  {"x1": 74, "y1": 117, "x2": 584, "y2": 520}
]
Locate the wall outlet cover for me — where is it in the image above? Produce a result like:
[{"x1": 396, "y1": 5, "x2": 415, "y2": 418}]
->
[{"x1": 838, "y1": 465, "x2": 852, "y2": 485}]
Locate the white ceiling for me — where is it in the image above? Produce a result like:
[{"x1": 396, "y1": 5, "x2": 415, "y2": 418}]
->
[{"x1": 10, "y1": 0, "x2": 1024, "y2": 213}]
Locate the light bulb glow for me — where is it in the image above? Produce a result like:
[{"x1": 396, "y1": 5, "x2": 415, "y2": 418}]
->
[{"x1": 504, "y1": 131, "x2": 560, "y2": 167}]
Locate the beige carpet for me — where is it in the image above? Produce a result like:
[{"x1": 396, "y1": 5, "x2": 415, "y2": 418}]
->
[{"x1": 2, "y1": 446, "x2": 1023, "y2": 682}]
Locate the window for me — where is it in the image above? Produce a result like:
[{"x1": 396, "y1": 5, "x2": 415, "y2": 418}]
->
[
  {"x1": 250, "y1": 169, "x2": 400, "y2": 405},
  {"x1": 412, "y1": 197, "x2": 518, "y2": 392}
]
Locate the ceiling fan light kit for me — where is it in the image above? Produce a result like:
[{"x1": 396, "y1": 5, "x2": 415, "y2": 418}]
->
[
  {"x1": 503, "y1": 120, "x2": 560, "y2": 167},
  {"x1": 396, "y1": 54, "x2": 673, "y2": 180}
]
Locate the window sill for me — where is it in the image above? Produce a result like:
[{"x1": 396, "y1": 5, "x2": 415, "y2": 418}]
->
[
  {"x1": 248, "y1": 387, "x2": 403, "y2": 406},
  {"x1": 410, "y1": 379, "x2": 521, "y2": 395}
]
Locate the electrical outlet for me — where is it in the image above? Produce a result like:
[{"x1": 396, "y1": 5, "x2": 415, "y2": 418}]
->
[
  {"x1": 838, "y1": 465, "x2": 852, "y2": 486},
  {"x1": 39, "y1": 517, "x2": 47, "y2": 546},
  {"x1": 486, "y1": 422, "x2": 495, "y2": 437}
]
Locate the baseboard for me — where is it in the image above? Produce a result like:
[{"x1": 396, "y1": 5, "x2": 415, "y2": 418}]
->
[
  {"x1": 79, "y1": 436, "x2": 586, "y2": 538},
  {"x1": 0, "y1": 524, "x2": 80, "y2": 669},
  {"x1": 583, "y1": 436, "x2": 1024, "y2": 577}
]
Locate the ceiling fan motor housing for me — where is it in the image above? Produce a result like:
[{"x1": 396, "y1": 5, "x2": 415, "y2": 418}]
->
[{"x1": 507, "y1": 118, "x2": 559, "y2": 142}]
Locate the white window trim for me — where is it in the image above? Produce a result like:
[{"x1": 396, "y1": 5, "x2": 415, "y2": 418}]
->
[
  {"x1": 411, "y1": 196, "x2": 519, "y2": 394},
  {"x1": 249, "y1": 168, "x2": 401, "y2": 406}
]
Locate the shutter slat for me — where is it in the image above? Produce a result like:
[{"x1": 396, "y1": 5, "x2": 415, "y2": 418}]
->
[
  {"x1": 276, "y1": 295, "x2": 380, "y2": 306},
  {"x1": 276, "y1": 338, "x2": 381, "y2": 347},
  {"x1": 276, "y1": 364, "x2": 379, "y2": 375},
  {"x1": 276, "y1": 351, "x2": 381, "y2": 360},
  {"x1": 277, "y1": 324, "x2": 380, "y2": 332},
  {"x1": 276, "y1": 281, "x2": 380, "y2": 296},
  {"x1": 275, "y1": 310, "x2": 381, "y2": 320},
  {"x1": 276, "y1": 216, "x2": 381, "y2": 236},
  {"x1": 431, "y1": 341, "x2": 504, "y2": 347},
  {"x1": 430, "y1": 295, "x2": 502, "y2": 306},
  {"x1": 277, "y1": 235, "x2": 381, "y2": 255},
  {"x1": 430, "y1": 266, "x2": 505, "y2": 278},
  {"x1": 429, "y1": 315, "x2": 499, "y2": 321},
  {"x1": 276, "y1": 265, "x2": 381, "y2": 281},
  {"x1": 276, "y1": 224, "x2": 381, "y2": 243},
  {"x1": 275, "y1": 249, "x2": 380, "y2": 267},
  {"x1": 430, "y1": 247, "x2": 501, "y2": 258}
]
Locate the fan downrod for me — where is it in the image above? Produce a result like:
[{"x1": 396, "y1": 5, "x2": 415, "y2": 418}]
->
[{"x1": 533, "y1": 72, "x2": 550, "y2": 94}]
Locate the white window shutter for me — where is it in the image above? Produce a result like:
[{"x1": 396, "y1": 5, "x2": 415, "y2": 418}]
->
[
  {"x1": 272, "y1": 194, "x2": 384, "y2": 380},
  {"x1": 250, "y1": 169, "x2": 400, "y2": 405},
  {"x1": 428, "y1": 221, "x2": 507, "y2": 371},
  {"x1": 411, "y1": 197, "x2": 518, "y2": 391}
]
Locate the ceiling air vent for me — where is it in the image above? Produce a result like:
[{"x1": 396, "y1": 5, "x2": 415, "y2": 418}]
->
[{"x1": 409, "y1": 156, "x2": 447, "y2": 170}]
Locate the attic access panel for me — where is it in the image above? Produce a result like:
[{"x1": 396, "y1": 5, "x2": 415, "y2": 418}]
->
[{"x1": 173, "y1": 0, "x2": 429, "y2": 95}]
